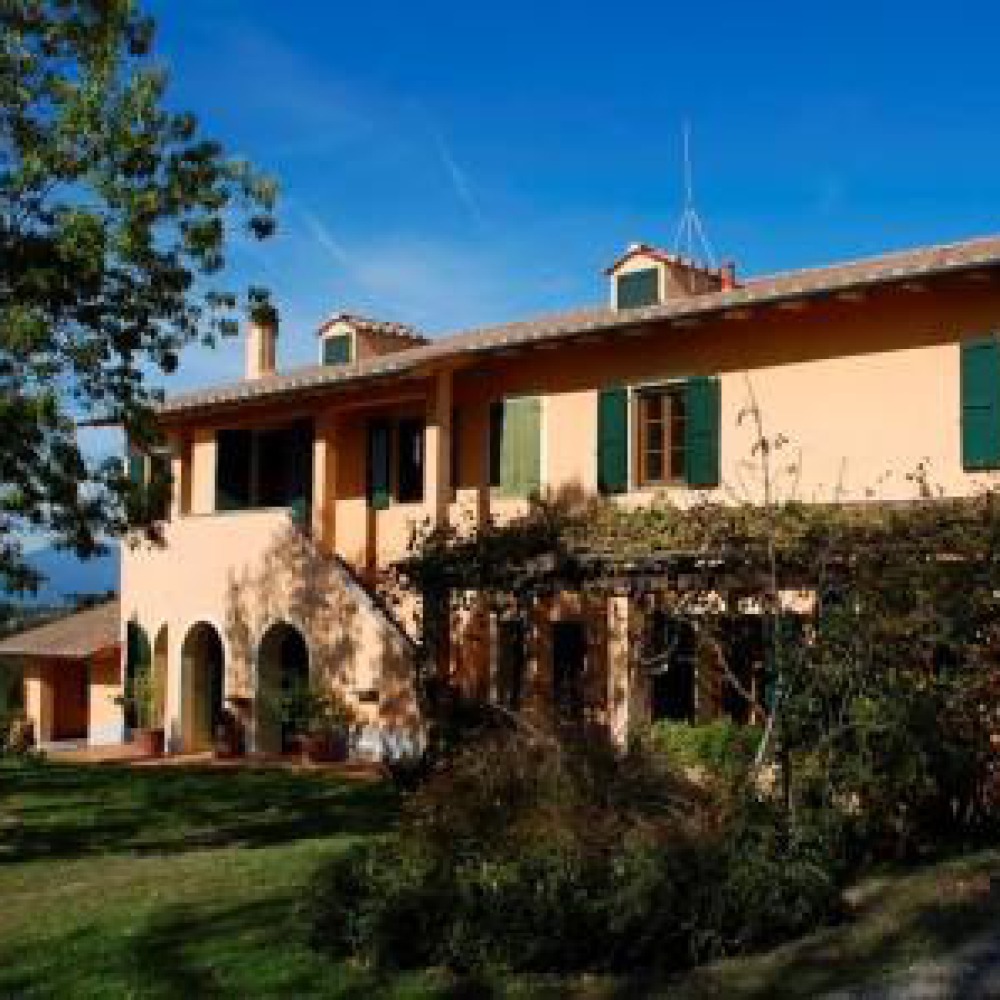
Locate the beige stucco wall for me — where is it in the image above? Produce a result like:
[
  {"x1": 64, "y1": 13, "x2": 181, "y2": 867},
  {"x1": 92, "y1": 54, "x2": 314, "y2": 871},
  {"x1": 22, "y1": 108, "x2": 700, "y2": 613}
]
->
[{"x1": 121, "y1": 508, "x2": 418, "y2": 754}]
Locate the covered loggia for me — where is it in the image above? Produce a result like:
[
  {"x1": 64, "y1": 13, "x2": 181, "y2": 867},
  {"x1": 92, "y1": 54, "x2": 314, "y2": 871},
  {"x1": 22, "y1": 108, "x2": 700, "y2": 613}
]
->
[
  {"x1": 255, "y1": 622, "x2": 309, "y2": 754},
  {"x1": 180, "y1": 622, "x2": 225, "y2": 751}
]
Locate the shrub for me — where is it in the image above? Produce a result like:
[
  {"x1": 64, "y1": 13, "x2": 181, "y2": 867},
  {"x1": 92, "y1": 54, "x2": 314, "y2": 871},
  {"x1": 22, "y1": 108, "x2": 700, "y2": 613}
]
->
[
  {"x1": 648, "y1": 720, "x2": 763, "y2": 775},
  {"x1": 309, "y1": 729, "x2": 840, "y2": 974}
]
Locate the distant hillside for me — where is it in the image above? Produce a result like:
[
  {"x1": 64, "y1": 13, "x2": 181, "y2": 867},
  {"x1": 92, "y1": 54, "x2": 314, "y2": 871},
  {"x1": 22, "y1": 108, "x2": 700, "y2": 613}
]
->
[{"x1": 10, "y1": 544, "x2": 119, "y2": 607}]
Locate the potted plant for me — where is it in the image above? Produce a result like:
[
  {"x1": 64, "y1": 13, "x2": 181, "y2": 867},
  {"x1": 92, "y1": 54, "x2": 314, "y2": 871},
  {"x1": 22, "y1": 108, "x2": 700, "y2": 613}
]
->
[
  {"x1": 116, "y1": 667, "x2": 164, "y2": 757},
  {"x1": 281, "y1": 680, "x2": 355, "y2": 763}
]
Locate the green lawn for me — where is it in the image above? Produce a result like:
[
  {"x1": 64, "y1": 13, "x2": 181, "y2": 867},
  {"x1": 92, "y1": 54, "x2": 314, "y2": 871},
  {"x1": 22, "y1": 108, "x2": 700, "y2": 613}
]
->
[{"x1": 2, "y1": 757, "x2": 1000, "y2": 999}]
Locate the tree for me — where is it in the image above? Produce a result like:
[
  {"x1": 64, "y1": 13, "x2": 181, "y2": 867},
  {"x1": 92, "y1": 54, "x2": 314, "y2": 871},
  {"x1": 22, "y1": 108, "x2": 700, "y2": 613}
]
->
[{"x1": 1, "y1": 1, "x2": 277, "y2": 594}]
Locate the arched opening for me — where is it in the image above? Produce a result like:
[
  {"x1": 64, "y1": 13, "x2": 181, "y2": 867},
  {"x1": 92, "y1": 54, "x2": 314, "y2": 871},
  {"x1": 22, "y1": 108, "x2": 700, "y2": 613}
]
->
[
  {"x1": 180, "y1": 622, "x2": 224, "y2": 751},
  {"x1": 151, "y1": 625, "x2": 168, "y2": 730},
  {"x1": 125, "y1": 621, "x2": 152, "y2": 732},
  {"x1": 256, "y1": 622, "x2": 309, "y2": 755}
]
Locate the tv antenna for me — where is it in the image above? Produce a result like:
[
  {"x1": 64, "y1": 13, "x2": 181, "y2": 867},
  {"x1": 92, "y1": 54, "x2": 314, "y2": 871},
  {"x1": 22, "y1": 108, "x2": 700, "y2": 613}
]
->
[{"x1": 672, "y1": 121, "x2": 717, "y2": 267}]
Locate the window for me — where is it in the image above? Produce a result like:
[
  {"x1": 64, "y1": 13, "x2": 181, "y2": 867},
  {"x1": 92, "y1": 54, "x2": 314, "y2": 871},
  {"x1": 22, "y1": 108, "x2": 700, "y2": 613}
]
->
[
  {"x1": 323, "y1": 333, "x2": 353, "y2": 366},
  {"x1": 649, "y1": 613, "x2": 697, "y2": 723},
  {"x1": 397, "y1": 418, "x2": 425, "y2": 503},
  {"x1": 616, "y1": 267, "x2": 660, "y2": 309},
  {"x1": 495, "y1": 619, "x2": 525, "y2": 712},
  {"x1": 215, "y1": 420, "x2": 313, "y2": 515},
  {"x1": 451, "y1": 408, "x2": 461, "y2": 492},
  {"x1": 488, "y1": 401, "x2": 504, "y2": 488},
  {"x1": 488, "y1": 396, "x2": 542, "y2": 496},
  {"x1": 637, "y1": 385, "x2": 687, "y2": 486}
]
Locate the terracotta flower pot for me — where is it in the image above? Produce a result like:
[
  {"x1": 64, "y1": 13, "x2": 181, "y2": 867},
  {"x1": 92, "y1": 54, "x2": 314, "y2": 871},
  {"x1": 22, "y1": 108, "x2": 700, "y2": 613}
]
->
[{"x1": 134, "y1": 727, "x2": 165, "y2": 757}]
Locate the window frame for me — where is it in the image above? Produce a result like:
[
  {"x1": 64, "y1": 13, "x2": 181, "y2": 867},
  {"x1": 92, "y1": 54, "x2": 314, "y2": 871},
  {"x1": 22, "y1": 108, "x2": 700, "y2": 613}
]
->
[
  {"x1": 632, "y1": 381, "x2": 688, "y2": 489},
  {"x1": 214, "y1": 419, "x2": 314, "y2": 515}
]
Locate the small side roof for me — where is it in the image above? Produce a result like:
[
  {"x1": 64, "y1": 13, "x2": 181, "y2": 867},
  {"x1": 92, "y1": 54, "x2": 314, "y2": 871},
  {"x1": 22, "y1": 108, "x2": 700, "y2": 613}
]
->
[
  {"x1": 317, "y1": 312, "x2": 429, "y2": 344},
  {"x1": 0, "y1": 600, "x2": 120, "y2": 660}
]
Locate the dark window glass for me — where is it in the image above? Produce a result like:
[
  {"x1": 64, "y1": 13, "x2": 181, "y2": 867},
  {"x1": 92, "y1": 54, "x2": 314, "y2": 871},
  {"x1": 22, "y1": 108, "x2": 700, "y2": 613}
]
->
[
  {"x1": 552, "y1": 621, "x2": 586, "y2": 723},
  {"x1": 496, "y1": 619, "x2": 525, "y2": 712},
  {"x1": 397, "y1": 418, "x2": 425, "y2": 503},
  {"x1": 451, "y1": 408, "x2": 461, "y2": 491},
  {"x1": 649, "y1": 613, "x2": 697, "y2": 722},
  {"x1": 488, "y1": 401, "x2": 504, "y2": 487},
  {"x1": 148, "y1": 452, "x2": 171, "y2": 521},
  {"x1": 216, "y1": 429, "x2": 253, "y2": 510},
  {"x1": 323, "y1": 334, "x2": 352, "y2": 365},
  {"x1": 215, "y1": 421, "x2": 313, "y2": 514},
  {"x1": 616, "y1": 267, "x2": 660, "y2": 309}
]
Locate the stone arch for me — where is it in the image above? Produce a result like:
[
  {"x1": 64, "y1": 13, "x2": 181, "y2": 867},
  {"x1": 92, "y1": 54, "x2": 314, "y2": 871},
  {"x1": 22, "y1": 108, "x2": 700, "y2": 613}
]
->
[
  {"x1": 256, "y1": 621, "x2": 309, "y2": 755},
  {"x1": 180, "y1": 621, "x2": 225, "y2": 751}
]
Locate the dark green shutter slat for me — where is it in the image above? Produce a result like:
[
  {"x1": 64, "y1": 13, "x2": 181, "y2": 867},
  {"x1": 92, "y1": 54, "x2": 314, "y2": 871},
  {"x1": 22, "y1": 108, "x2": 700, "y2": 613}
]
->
[
  {"x1": 127, "y1": 452, "x2": 146, "y2": 487},
  {"x1": 684, "y1": 376, "x2": 721, "y2": 488},
  {"x1": 367, "y1": 420, "x2": 392, "y2": 510},
  {"x1": 323, "y1": 334, "x2": 352, "y2": 365},
  {"x1": 597, "y1": 387, "x2": 629, "y2": 494},
  {"x1": 616, "y1": 268, "x2": 659, "y2": 309},
  {"x1": 961, "y1": 338, "x2": 1000, "y2": 470}
]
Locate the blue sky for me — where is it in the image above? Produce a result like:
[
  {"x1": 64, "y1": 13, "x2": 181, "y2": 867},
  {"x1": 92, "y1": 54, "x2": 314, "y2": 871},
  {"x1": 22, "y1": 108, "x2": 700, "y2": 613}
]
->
[
  {"x1": 130, "y1": 0, "x2": 1000, "y2": 395},
  {"x1": 44, "y1": 0, "x2": 1000, "y2": 569}
]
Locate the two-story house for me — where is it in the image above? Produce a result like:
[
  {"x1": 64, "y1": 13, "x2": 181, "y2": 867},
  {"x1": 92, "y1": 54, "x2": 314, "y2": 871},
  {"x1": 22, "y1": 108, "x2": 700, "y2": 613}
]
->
[{"x1": 31, "y1": 232, "x2": 1000, "y2": 755}]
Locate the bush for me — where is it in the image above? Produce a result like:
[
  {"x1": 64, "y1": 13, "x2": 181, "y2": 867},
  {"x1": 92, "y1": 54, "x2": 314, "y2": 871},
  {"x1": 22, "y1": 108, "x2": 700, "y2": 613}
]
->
[
  {"x1": 648, "y1": 720, "x2": 763, "y2": 775},
  {"x1": 309, "y1": 729, "x2": 840, "y2": 974}
]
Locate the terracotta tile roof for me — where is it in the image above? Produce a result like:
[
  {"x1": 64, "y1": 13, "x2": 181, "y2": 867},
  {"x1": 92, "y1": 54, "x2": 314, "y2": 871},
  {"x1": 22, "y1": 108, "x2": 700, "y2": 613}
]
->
[
  {"x1": 0, "y1": 600, "x2": 120, "y2": 660},
  {"x1": 158, "y1": 234, "x2": 1000, "y2": 420},
  {"x1": 603, "y1": 242, "x2": 728, "y2": 277},
  {"x1": 317, "y1": 312, "x2": 429, "y2": 344}
]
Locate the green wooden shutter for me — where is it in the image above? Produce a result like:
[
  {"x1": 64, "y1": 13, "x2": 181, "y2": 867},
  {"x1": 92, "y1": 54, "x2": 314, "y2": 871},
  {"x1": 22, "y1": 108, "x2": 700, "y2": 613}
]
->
[
  {"x1": 597, "y1": 387, "x2": 629, "y2": 494},
  {"x1": 961, "y1": 337, "x2": 1000, "y2": 470},
  {"x1": 367, "y1": 420, "x2": 392, "y2": 510},
  {"x1": 684, "y1": 376, "x2": 721, "y2": 488},
  {"x1": 323, "y1": 334, "x2": 353, "y2": 365},
  {"x1": 500, "y1": 396, "x2": 541, "y2": 496},
  {"x1": 616, "y1": 268, "x2": 660, "y2": 309},
  {"x1": 127, "y1": 451, "x2": 146, "y2": 488}
]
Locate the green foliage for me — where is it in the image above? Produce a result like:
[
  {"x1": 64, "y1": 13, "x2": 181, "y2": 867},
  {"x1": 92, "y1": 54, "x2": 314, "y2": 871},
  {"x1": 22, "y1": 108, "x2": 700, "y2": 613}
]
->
[
  {"x1": 277, "y1": 678, "x2": 356, "y2": 738},
  {"x1": 0, "y1": 1, "x2": 276, "y2": 593},
  {"x1": 115, "y1": 664, "x2": 162, "y2": 730},
  {"x1": 649, "y1": 721, "x2": 763, "y2": 774},
  {"x1": 310, "y1": 731, "x2": 840, "y2": 974}
]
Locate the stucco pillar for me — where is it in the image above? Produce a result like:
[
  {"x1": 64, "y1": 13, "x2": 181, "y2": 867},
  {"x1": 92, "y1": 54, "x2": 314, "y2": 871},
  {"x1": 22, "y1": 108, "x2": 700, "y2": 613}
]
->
[
  {"x1": 607, "y1": 593, "x2": 632, "y2": 748},
  {"x1": 164, "y1": 625, "x2": 184, "y2": 754},
  {"x1": 312, "y1": 412, "x2": 338, "y2": 551},
  {"x1": 425, "y1": 368, "x2": 453, "y2": 527},
  {"x1": 24, "y1": 663, "x2": 53, "y2": 743}
]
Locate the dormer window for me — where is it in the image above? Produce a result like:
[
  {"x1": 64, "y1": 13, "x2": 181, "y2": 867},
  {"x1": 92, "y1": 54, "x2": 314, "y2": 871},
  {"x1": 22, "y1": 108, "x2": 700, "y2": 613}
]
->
[
  {"x1": 322, "y1": 333, "x2": 353, "y2": 366},
  {"x1": 616, "y1": 267, "x2": 660, "y2": 310},
  {"x1": 317, "y1": 313, "x2": 428, "y2": 366},
  {"x1": 606, "y1": 243, "x2": 738, "y2": 310}
]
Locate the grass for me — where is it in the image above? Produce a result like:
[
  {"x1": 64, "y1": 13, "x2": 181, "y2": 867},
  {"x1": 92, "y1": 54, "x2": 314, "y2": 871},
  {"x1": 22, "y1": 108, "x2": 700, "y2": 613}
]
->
[{"x1": 2, "y1": 757, "x2": 1000, "y2": 999}]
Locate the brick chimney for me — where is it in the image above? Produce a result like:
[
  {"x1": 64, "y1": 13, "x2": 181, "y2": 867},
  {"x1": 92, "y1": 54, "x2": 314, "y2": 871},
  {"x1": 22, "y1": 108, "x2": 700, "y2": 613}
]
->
[{"x1": 245, "y1": 315, "x2": 277, "y2": 380}]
